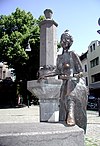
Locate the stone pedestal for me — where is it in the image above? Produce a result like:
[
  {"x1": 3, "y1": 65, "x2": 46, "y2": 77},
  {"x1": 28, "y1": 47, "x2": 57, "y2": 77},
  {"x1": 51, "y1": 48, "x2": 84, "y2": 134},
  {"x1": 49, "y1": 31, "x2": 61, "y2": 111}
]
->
[
  {"x1": 39, "y1": 98, "x2": 59, "y2": 122},
  {"x1": 0, "y1": 123, "x2": 85, "y2": 146},
  {"x1": 27, "y1": 78, "x2": 62, "y2": 122}
]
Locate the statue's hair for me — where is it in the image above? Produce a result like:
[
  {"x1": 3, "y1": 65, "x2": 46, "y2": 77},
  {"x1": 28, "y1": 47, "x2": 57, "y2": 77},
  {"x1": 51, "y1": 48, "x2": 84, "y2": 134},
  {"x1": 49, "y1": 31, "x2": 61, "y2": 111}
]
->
[{"x1": 60, "y1": 30, "x2": 73, "y2": 47}]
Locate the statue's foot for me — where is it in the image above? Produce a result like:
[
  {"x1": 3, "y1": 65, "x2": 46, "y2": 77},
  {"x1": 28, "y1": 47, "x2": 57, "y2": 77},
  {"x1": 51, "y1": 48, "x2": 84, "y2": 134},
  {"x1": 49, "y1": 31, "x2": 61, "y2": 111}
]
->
[{"x1": 66, "y1": 114, "x2": 75, "y2": 126}]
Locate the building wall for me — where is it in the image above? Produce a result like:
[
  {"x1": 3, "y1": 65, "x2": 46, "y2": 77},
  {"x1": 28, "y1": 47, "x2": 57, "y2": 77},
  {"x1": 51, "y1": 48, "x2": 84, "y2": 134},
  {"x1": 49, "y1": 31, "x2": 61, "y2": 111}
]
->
[
  {"x1": 80, "y1": 40, "x2": 100, "y2": 97},
  {"x1": 0, "y1": 62, "x2": 15, "y2": 80},
  {"x1": 0, "y1": 62, "x2": 8, "y2": 80},
  {"x1": 87, "y1": 40, "x2": 100, "y2": 84},
  {"x1": 82, "y1": 58, "x2": 88, "y2": 86},
  {"x1": 80, "y1": 52, "x2": 88, "y2": 87}
]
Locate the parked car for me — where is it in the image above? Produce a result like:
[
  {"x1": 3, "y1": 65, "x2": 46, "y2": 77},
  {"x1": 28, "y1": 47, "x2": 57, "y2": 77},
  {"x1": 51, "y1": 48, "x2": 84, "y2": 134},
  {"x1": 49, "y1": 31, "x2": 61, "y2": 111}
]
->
[{"x1": 87, "y1": 95, "x2": 98, "y2": 110}]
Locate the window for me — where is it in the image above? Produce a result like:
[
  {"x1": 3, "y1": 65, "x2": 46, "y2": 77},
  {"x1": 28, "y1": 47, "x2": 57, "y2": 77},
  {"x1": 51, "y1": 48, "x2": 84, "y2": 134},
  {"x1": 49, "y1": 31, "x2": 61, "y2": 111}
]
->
[
  {"x1": 85, "y1": 77, "x2": 88, "y2": 86},
  {"x1": 90, "y1": 57, "x2": 99, "y2": 68},
  {"x1": 90, "y1": 46, "x2": 92, "y2": 52},
  {"x1": 91, "y1": 73, "x2": 100, "y2": 83},
  {"x1": 90, "y1": 44, "x2": 95, "y2": 52},
  {"x1": 93, "y1": 43, "x2": 95, "y2": 50},
  {"x1": 84, "y1": 64, "x2": 87, "y2": 72}
]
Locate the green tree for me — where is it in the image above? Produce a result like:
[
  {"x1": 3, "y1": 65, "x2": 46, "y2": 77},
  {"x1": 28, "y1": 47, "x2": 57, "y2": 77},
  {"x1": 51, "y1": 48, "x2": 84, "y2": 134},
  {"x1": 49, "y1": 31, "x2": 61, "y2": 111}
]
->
[
  {"x1": 0, "y1": 8, "x2": 44, "y2": 81},
  {"x1": 57, "y1": 41, "x2": 61, "y2": 52},
  {"x1": 0, "y1": 8, "x2": 45, "y2": 105}
]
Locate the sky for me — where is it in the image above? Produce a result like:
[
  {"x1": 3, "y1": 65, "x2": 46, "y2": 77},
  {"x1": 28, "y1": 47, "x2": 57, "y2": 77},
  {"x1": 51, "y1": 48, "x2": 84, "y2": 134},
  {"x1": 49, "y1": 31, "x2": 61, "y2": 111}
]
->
[{"x1": 0, "y1": 0, "x2": 100, "y2": 55}]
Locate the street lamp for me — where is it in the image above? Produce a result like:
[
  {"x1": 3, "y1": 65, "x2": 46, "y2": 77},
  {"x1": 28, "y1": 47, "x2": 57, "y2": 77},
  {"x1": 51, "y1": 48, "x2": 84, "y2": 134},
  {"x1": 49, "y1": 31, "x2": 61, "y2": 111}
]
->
[
  {"x1": 25, "y1": 37, "x2": 32, "y2": 52},
  {"x1": 97, "y1": 30, "x2": 100, "y2": 34},
  {"x1": 97, "y1": 18, "x2": 100, "y2": 34},
  {"x1": 25, "y1": 34, "x2": 39, "y2": 52},
  {"x1": 25, "y1": 41, "x2": 31, "y2": 52}
]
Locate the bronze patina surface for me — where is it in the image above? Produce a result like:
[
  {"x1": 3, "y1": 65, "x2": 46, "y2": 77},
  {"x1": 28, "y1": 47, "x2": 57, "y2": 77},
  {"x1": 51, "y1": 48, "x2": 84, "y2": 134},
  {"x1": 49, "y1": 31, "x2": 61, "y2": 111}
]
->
[{"x1": 38, "y1": 30, "x2": 88, "y2": 133}]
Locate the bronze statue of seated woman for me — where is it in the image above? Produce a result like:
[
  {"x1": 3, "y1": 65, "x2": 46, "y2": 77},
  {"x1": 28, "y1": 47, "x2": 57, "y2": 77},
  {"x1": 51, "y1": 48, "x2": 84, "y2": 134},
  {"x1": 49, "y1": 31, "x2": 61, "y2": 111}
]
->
[{"x1": 38, "y1": 30, "x2": 88, "y2": 133}]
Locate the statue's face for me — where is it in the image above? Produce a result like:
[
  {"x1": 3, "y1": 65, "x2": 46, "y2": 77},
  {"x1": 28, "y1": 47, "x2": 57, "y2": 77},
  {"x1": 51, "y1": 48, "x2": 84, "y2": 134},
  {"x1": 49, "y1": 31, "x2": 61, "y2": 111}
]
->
[{"x1": 60, "y1": 38, "x2": 70, "y2": 50}]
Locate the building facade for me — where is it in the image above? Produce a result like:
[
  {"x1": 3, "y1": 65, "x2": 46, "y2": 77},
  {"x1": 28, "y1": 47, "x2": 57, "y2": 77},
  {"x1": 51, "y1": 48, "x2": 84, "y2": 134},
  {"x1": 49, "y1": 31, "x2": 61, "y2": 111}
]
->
[
  {"x1": 80, "y1": 40, "x2": 100, "y2": 97},
  {"x1": 87, "y1": 40, "x2": 100, "y2": 97},
  {"x1": 0, "y1": 62, "x2": 8, "y2": 80},
  {"x1": 80, "y1": 51, "x2": 88, "y2": 87},
  {"x1": 0, "y1": 62, "x2": 15, "y2": 81}
]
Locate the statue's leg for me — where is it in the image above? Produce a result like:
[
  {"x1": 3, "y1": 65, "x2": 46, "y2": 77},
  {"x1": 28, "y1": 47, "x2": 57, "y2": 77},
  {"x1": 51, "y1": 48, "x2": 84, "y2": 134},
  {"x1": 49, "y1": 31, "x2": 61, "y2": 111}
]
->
[
  {"x1": 59, "y1": 99, "x2": 66, "y2": 121},
  {"x1": 66, "y1": 99, "x2": 75, "y2": 126}
]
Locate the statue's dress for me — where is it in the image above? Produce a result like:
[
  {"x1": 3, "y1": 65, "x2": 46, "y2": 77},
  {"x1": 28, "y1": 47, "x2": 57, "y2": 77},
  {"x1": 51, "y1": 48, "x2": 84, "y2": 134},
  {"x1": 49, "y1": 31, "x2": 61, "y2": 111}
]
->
[{"x1": 56, "y1": 51, "x2": 88, "y2": 132}]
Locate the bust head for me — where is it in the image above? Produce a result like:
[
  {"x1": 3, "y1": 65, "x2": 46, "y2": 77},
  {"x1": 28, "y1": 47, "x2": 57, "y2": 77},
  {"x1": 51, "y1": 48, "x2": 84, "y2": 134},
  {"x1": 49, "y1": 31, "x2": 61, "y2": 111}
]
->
[{"x1": 60, "y1": 30, "x2": 73, "y2": 51}]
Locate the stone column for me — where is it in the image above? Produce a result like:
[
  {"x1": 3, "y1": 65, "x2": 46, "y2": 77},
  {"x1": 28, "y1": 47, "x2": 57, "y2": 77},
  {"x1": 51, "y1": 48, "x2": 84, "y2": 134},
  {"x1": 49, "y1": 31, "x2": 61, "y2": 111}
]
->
[
  {"x1": 39, "y1": 9, "x2": 58, "y2": 67},
  {"x1": 27, "y1": 9, "x2": 61, "y2": 122}
]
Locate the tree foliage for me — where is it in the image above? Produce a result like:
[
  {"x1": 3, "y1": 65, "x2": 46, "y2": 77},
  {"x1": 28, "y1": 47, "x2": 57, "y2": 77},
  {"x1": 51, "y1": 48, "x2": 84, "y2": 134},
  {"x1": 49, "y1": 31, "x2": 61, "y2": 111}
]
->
[{"x1": 0, "y1": 8, "x2": 44, "y2": 81}]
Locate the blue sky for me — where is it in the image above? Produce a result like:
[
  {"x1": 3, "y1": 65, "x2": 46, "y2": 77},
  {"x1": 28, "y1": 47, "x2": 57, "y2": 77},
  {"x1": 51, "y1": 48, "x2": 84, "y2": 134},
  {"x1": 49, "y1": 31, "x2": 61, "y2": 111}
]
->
[{"x1": 0, "y1": 0, "x2": 100, "y2": 55}]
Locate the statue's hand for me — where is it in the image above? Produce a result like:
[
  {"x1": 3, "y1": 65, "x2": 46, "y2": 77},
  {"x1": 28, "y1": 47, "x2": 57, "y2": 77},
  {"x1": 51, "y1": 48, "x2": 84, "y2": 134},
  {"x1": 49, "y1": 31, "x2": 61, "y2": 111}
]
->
[
  {"x1": 79, "y1": 72, "x2": 83, "y2": 77},
  {"x1": 37, "y1": 75, "x2": 47, "y2": 83},
  {"x1": 74, "y1": 72, "x2": 83, "y2": 78},
  {"x1": 59, "y1": 75, "x2": 68, "y2": 80}
]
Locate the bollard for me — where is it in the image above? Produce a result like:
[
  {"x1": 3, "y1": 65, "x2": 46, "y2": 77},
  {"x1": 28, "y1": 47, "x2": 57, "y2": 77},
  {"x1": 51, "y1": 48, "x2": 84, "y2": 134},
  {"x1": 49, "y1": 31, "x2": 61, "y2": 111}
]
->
[
  {"x1": 98, "y1": 98, "x2": 100, "y2": 116},
  {"x1": 27, "y1": 95, "x2": 30, "y2": 108}
]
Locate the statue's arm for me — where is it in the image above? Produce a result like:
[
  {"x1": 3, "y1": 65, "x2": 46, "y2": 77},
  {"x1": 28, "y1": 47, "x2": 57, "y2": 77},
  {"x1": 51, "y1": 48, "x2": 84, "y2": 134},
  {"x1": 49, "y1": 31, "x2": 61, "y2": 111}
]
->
[
  {"x1": 71, "y1": 51, "x2": 83, "y2": 77},
  {"x1": 37, "y1": 66, "x2": 58, "y2": 82},
  {"x1": 41, "y1": 70, "x2": 57, "y2": 78}
]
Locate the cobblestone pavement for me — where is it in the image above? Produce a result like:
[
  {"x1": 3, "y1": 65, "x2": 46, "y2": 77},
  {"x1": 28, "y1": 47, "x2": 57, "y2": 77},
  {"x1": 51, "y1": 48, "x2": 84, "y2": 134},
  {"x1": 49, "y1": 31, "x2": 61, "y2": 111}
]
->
[
  {"x1": 0, "y1": 105, "x2": 100, "y2": 145},
  {"x1": 85, "y1": 110, "x2": 100, "y2": 146}
]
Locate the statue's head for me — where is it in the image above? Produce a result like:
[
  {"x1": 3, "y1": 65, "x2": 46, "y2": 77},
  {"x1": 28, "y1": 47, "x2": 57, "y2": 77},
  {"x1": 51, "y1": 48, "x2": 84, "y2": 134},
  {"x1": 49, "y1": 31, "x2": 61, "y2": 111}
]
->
[{"x1": 60, "y1": 30, "x2": 73, "y2": 49}]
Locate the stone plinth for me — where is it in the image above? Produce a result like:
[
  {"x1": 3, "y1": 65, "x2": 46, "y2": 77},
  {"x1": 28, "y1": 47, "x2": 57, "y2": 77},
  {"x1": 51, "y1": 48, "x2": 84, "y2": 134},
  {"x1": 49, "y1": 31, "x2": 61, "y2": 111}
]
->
[
  {"x1": 27, "y1": 78, "x2": 62, "y2": 122},
  {"x1": 39, "y1": 98, "x2": 59, "y2": 122},
  {"x1": 0, "y1": 123, "x2": 85, "y2": 146}
]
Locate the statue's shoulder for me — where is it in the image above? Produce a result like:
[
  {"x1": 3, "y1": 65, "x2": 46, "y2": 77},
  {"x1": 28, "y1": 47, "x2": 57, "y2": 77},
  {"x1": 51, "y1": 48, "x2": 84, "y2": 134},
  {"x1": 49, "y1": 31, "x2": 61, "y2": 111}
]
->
[
  {"x1": 57, "y1": 54, "x2": 62, "y2": 59},
  {"x1": 70, "y1": 51, "x2": 81, "y2": 64},
  {"x1": 58, "y1": 54, "x2": 62, "y2": 57},
  {"x1": 70, "y1": 51, "x2": 78, "y2": 58},
  {"x1": 70, "y1": 51, "x2": 75, "y2": 55}
]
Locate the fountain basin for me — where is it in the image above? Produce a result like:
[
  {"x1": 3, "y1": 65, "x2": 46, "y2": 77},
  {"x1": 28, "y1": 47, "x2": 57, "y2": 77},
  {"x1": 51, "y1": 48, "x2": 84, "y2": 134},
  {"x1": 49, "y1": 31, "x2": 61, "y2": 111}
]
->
[{"x1": 27, "y1": 78, "x2": 62, "y2": 122}]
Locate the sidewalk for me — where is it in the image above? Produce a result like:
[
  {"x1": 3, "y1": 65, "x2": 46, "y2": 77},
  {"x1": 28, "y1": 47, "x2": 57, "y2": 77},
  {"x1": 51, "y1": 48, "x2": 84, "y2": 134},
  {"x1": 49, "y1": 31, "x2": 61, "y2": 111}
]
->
[
  {"x1": 0, "y1": 105, "x2": 39, "y2": 123},
  {"x1": 0, "y1": 105, "x2": 100, "y2": 145},
  {"x1": 85, "y1": 110, "x2": 100, "y2": 146}
]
